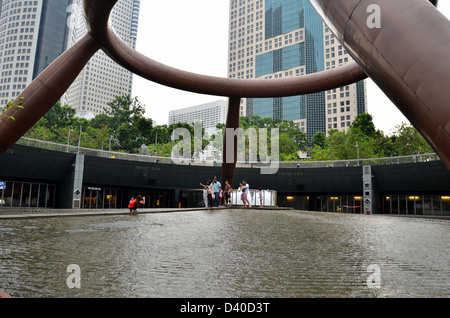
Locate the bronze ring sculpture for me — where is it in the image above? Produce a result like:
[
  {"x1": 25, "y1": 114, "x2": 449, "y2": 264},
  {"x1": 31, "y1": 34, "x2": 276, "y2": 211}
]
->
[{"x1": 0, "y1": 0, "x2": 448, "y2": 187}]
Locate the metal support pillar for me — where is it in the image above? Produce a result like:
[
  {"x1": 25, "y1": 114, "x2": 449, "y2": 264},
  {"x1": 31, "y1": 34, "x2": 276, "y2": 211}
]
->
[{"x1": 221, "y1": 97, "x2": 241, "y2": 187}]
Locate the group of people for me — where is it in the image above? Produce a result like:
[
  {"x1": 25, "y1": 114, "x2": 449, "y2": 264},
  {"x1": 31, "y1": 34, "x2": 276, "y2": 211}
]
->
[
  {"x1": 200, "y1": 176, "x2": 232, "y2": 208},
  {"x1": 126, "y1": 178, "x2": 265, "y2": 213},
  {"x1": 200, "y1": 177, "x2": 264, "y2": 209}
]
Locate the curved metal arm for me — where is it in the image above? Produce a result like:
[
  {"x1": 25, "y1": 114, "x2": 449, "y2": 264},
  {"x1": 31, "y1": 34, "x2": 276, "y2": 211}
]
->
[
  {"x1": 83, "y1": 0, "x2": 367, "y2": 98},
  {"x1": 309, "y1": 0, "x2": 450, "y2": 169}
]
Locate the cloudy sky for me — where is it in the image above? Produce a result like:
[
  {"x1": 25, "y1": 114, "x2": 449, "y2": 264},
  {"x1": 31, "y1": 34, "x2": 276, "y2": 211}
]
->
[{"x1": 132, "y1": 1, "x2": 450, "y2": 134}]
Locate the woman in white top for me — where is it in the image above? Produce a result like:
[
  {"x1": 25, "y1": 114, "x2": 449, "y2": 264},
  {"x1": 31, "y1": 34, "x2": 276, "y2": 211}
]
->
[
  {"x1": 239, "y1": 180, "x2": 252, "y2": 208},
  {"x1": 200, "y1": 181, "x2": 210, "y2": 208}
]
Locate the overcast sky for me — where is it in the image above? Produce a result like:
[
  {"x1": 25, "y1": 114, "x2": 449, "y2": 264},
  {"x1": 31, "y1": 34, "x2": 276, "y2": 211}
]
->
[{"x1": 132, "y1": 1, "x2": 450, "y2": 135}]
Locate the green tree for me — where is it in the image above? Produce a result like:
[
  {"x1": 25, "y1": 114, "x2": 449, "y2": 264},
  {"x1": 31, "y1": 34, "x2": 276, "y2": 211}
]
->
[
  {"x1": 82, "y1": 126, "x2": 110, "y2": 150},
  {"x1": 215, "y1": 116, "x2": 307, "y2": 161},
  {"x1": 371, "y1": 130, "x2": 394, "y2": 158},
  {"x1": 278, "y1": 133, "x2": 299, "y2": 161},
  {"x1": 1, "y1": 98, "x2": 24, "y2": 122},
  {"x1": 311, "y1": 131, "x2": 326, "y2": 148},
  {"x1": 25, "y1": 102, "x2": 79, "y2": 144},
  {"x1": 170, "y1": 122, "x2": 210, "y2": 156},
  {"x1": 41, "y1": 102, "x2": 76, "y2": 129},
  {"x1": 310, "y1": 113, "x2": 387, "y2": 161},
  {"x1": 24, "y1": 125, "x2": 55, "y2": 141},
  {"x1": 147, "y1": 141, "x2": 178, "y2": 157},
  {"x1": 116, "y1": 123, "x2": 141, "y2": 152},
  {"x1": 278, "y1": 120, "x2": 308, "y2": 153},
  {"x1": 89, "y1": 113, "x2": 110, "y2": 130},
  {"x1": 391, "y1": 122, "x2": 434, "y2": 155},
  {"x1": 150, "y1": 124, "x2": 171, "y2": 145},
  {"x1": 328, "y1": 129, "x2": 353, "y2": 160},
  {"x1": 350, "y1": 113, "x2": 377, "y2": 138},
  {"x1": 103, "y1": 95, "x2": 154, "y2": 152},
  {"x1": 309, "y1": 114, "x2": 435, "y2": 161},
  {"x1": 104, "y1": 95, "x2": 145, "y2": 132},
  {"x1": 309, "y1": 144, "x2": 329, "y2": 161}
]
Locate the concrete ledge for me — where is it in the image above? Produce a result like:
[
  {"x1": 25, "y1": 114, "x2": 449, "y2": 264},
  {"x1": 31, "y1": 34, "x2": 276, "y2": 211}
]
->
[{"x1": 0, "y1": 206, "x2": 291, "y2": 220}]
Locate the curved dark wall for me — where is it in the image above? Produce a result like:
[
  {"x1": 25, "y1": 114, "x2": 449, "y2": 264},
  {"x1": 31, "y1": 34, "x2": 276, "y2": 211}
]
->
[
  {"x1": 82, "y1": 155, "x2": 222, "y2": 190},
  {"x1": 0, "y1": 144, "x2": 74, "y2": 182},
  {"x1": 372, "y1": 161, "x2": 450, "y2": 194},
  {"x1": 82, "y1": 155, "x2": 364, "y2": 194},
  {"x1": 1, "y1": 145, "x2": 449, "y2": 199}
]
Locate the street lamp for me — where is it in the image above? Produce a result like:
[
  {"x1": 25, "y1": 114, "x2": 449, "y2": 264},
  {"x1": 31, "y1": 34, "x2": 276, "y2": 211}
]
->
[
  {"x1": 356, "y1": 141, "x2": 360, "y2": 165},
  {"x1": 329, "y1": 143, "x2": 332, "y2": 162},
  {"x1": 67, "y1": 126, "x2": 73, "y2": 152},
  {"x1": 77, "y1": 124, "x2": 82, "y2": 153}
]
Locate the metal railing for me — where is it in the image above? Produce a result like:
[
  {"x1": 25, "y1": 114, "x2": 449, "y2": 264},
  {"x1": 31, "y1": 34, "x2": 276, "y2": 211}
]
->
[{"x1": 16, "y1": 137, "x2": 440, "y2": 168}]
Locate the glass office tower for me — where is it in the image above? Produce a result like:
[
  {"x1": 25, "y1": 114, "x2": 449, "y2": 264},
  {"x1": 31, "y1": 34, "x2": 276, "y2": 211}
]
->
[
  {"x1": 0, "y1": 0, "x2": 72, "y2": 109},
  {"x1": 228, "y1": 0, "x2": 367, "y2": 141},
  {"x1": 62, "y1": 0, "x2": 140, "y2": 117}
]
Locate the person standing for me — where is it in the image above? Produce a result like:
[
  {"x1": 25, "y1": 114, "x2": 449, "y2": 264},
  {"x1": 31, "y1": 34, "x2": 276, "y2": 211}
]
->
[
  {"x1": 207, "y1": 180, "x2": 215, "y2": 208},
  {"x1": 240, "y1": 180, "x2": 251, "y2": 208},
  {"x1": 212, "y1": 176, "x2": 221, "y2": 207},
  {"x1": 257, "y1": 188, "x2": 263, "y2": 208},
  {"x1": 224, "y1": 180, "x2": 232, "y2": 207},
  {"x1": 200, "y1": 182, "x2": 210, "y2": 208}
]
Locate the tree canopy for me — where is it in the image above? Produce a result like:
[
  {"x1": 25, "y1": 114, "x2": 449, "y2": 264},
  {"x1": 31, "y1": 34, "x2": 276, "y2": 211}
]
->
[
  {"x1": 309, "y1": 114, "x2": 433, "y2": 160},
  {"x1": 214, "y1": 115, "x2": 308, "y2": 161},
  {"x1": 23, "y1": 96, "x2": 434, "y2": 160}
]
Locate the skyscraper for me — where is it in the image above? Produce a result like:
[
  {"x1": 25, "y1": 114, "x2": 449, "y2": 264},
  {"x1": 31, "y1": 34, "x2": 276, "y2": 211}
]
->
[
  {"x1": 62, "y1": 0, "x2": 140, "y2": 117},
  {"x1": 168, "y1": 100, "x2": 228, "y2": 136},
  {"x1": 0, "y1": 0, "x2": 72, "y2": 109},
  {"x1": 227, "y1": 0, "x2": 367, "y2": 140},
  {"x1": 168, "y1": 100, "x2": 228, "y2": 160}
]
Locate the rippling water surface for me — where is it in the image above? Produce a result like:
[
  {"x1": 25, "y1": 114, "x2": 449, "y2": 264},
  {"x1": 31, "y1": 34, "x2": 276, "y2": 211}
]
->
[{"x1": 0, "y1": 210, "x2": 449, "y2": 297}]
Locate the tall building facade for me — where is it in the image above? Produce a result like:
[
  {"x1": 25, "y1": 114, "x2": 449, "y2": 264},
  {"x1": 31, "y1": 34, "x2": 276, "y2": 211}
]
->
[
  {"x1": 61, "y1": 0, "x2": 140, "y2": 117},
  {"x1": 0, "y1": 0, "x2": 72, "y2": 109},
  {"x1": 168, "y1": 100, "x2": 227, "y2": 136},
  {"x1": 227, "y1": 0, "x2": 367, "y2": 140},
  {"x1": 169, "y1": 100, "x2": 227, "y2": 160}
]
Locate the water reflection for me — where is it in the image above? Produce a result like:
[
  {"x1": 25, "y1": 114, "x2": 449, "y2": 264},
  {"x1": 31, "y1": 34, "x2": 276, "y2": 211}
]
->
[{"x1": 0, "y1": 210, "x2": 449, "y2": 297}]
